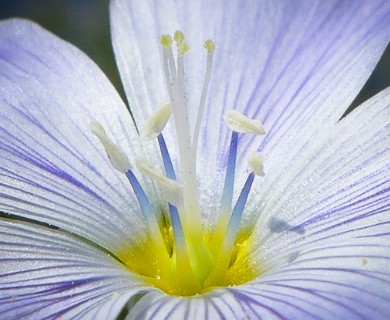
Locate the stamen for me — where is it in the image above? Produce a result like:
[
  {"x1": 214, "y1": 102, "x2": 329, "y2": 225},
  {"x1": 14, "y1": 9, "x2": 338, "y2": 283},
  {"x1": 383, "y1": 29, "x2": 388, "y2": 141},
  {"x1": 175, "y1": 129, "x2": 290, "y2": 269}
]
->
[
  {"x1": 217, "y1": 154, "x2": 264, "y2": 255},
  {"x1": 226, "y1": 173, "x2": 255, "y2": 242},
  {"x1": 224, "y1": 110, "x2": 265, "y2": 135},
  {"x1": 136, "y1": 159, "x2": 183, "y2": 206},
  {"x1": 206, "y1": 172, "x2": 255, "y2": 286},
  {"x1": 125, "y1": 169, "x2": 156, "y2": 222},
  {"x1": 209, "y1": 131, "x2": 238, "y2": 254},
  {"x1": 90, "y1": 120, "x2": 131, "y2": 173},
  {"x1": 157, "y1": 133, "x2": 199, "y2": 288},
  {"x1": 125, "y1": 169, "x2": 171, "y2": 266},
  {"x1": 248, "y1": 152, "x2": 264, "y2": 176},
  {"x1": 140, "y1": 101, "x2": 172, "y2": 140},
  {"x1": 91, "y1": 121, "x2": 169, "y2": 262},
  {"x1": 221, "y1": 131, "x2": 238, "y2": 212},
  {"x1": 157, "y1": 134, "x2": 176, "y2": 180},
  {"x1": 207, "y1": 150, "x2": 264, "y2": 285}
]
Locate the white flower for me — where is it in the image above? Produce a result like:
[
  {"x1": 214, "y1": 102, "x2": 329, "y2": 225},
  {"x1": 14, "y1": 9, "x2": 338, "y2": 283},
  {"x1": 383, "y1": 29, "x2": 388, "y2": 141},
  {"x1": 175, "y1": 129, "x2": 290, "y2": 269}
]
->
[{"x1": 0, "y1": 0, "x2": 389, "y2": 319}]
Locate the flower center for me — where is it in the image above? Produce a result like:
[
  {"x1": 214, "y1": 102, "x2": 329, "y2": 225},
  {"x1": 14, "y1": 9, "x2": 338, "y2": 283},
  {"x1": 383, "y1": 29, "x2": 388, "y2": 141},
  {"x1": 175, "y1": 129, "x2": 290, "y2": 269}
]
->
[{"x1": 91, "y1": 31, "x2": 265, "y2": 296}]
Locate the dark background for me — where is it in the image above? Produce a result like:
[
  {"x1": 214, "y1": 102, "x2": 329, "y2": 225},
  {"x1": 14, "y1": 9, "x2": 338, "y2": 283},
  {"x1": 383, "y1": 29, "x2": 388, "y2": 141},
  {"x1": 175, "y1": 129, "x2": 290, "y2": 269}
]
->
[{"x1": 0, "y1": 0, "x2": 389, "y2": 114}]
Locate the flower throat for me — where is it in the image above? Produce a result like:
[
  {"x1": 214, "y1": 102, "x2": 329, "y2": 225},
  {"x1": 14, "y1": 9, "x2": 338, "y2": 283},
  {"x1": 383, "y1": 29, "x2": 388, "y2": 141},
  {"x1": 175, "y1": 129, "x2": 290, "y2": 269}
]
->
[{"x1": 92, "y1": 31, "x2": 265, "y2": 296}]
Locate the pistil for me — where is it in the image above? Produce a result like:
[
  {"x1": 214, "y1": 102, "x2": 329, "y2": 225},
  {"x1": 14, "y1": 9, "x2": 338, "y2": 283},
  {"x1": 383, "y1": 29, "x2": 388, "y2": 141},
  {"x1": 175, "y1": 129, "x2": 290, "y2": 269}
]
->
[
  {"x1": 91, "y1": 32, "x2": 266, "y2": 295},
  {"x1": 160, "y1": 32, "x2": 215, "y2": 283}
]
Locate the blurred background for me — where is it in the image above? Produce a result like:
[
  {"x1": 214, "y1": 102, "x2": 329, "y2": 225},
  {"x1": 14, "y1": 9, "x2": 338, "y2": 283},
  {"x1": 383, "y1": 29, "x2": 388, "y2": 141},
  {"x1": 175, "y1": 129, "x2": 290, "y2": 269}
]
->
[{"x1": 0, "y1": 0, "x2": 389, "y2": 114}]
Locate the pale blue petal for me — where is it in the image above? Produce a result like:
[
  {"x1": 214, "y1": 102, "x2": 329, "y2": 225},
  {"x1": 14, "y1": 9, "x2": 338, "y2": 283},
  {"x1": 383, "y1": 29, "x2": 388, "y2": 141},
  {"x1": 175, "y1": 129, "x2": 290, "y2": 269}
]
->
[
  {"x1": 246, "y1": 88, "x2": 390, "y2": 257},
  {"x1": 229, "y1": 237, "x2": 390, "y2": 320},
  {"x1": 125, "y1": 290, "x2": 245, "y2": 320},
  {"x1": 0, "y1": 219, "x2": 150, "y2": 320},
  {"x1": 0, "y1": 19, "x2": 160, "y2": 253}
]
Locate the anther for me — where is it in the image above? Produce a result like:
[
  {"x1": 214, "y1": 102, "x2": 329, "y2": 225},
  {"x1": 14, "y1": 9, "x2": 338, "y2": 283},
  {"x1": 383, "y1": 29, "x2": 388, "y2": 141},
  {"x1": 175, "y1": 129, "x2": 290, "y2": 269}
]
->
[
  {"x1": 248, "y1": 152, "x2": 264, "y2": 176},
  {"x1": 90, "y1": 120, "x2": 131, "y2": 173},
  {"x1": 136, "y1": 159, "x2": 183, "y2": 206},
  {"x1": 224, "y1": 110, "x2": 265, "y2": 135},
  {"x1": 141, "y1": 101, "x2": 172, "y2": 140}
]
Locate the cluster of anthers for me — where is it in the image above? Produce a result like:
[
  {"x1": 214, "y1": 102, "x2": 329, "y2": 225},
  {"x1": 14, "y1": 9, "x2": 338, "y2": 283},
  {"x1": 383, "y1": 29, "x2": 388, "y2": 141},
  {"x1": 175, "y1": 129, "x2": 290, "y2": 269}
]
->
[{"x1": 91, "y1": 31, "x2": 265, "y2": 296}]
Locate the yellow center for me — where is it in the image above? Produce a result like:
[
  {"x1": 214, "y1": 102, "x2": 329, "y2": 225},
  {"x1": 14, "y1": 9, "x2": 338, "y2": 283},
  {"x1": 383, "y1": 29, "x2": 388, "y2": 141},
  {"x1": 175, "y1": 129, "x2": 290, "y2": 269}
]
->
[{"x1": 117, "y1": 219, "x2": 260, "y2": 296}]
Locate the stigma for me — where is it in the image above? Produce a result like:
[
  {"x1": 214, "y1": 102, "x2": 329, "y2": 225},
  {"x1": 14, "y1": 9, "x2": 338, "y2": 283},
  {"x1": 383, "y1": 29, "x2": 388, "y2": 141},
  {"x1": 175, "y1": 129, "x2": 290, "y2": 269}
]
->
[{"x1": 92, "y1": 31, "x2": 265, "y2": 295}]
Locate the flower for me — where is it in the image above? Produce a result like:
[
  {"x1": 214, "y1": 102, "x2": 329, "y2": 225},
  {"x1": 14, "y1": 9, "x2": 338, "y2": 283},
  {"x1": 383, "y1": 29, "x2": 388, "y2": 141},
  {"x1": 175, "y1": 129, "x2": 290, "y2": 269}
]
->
[{"x1": 0, "y1": 0, "x2": 389, "y2": 318}]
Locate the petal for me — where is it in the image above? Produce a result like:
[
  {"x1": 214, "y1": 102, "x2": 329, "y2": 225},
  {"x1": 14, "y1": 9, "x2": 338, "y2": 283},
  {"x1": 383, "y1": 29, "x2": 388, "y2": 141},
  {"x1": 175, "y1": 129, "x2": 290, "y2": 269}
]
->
[
  {"x1": 230, "y1": 236, "x2": 390, "y2": 319},
  {"x1": 122, "y1": 239, "x2": 390, "y2": 319},
  {"x1": 110, "y1": 0, "x2": 390, "y2": 225},
  {"x1": 110, "y1": 0, "x2": 389, "y2": 129},
  {"x1": 124, "y1": 290, "x2": 247, "y2": 319},
  {"x1": 0, "y1": 19, "x2": 160, "y2": 253},
  {"x1": 247, "y1": 87, "x2": 390, "y2": 256},
  {"x1": 0, "y1": 219, "x2": 150, "y2": 320}
]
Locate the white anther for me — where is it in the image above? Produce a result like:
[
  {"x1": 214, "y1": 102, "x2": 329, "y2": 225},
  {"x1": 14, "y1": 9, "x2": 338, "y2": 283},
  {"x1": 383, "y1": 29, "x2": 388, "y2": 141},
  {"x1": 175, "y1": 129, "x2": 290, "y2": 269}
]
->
[
  {"x1": 224, "y1": 110, "x2": 265, "y2": 135},
  {"x1": 90, "y1": 121, "x2": 131, "y2": 173},
  {"x1": 136, "y1": 160, "x2": 183, "y2": 206},
  {"x1": 140, "y1": 101, "x2": 172, "y2": 140},
  {"x1": 248, "y1": 152, "x2": 264, "y2": 176}
]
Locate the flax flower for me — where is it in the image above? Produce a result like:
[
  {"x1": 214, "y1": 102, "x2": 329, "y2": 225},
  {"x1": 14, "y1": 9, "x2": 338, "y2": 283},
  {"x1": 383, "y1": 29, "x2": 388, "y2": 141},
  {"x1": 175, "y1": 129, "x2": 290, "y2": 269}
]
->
[{"x1": 1, "y1": 0, "x2": 389, "y2": 319}]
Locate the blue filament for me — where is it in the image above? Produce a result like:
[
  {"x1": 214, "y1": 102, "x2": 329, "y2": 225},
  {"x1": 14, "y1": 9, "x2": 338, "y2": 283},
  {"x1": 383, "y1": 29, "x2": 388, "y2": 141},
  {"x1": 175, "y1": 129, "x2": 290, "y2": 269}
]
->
[
  {"x1": 226, "y1": 172, "x2": 255, "y2": 240},
  {"x1": 221, "y1": 131, "x2": 238, "y2": 212},
  {"x1": 169, "y1": 204, "x2": 185, "y2": 243},
  {"x1": 158, "y1": 134, "x2": 177, "y2": 180},
  {"x1": 157, "y1": 134, "x2": 185, "y2": 242},
  {"x1": 125, "y1": 170, "x2": 155, "y2": 221}
]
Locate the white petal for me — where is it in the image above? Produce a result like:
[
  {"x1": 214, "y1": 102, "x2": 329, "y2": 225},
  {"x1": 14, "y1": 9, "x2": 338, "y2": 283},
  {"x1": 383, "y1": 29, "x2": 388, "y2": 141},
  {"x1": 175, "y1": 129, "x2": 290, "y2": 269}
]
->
[
  {"x1": 0, "y1": 19, "x2": 161, "y2": 253},
  {"x1": 0, "y1": 219, "x2": 151, "y2": 320},
  {"x1": 246, "y1": 88, "x2": 390, "y2": 258},
  {"x1": 230, "y1": 237, "x2": 390, "y2": 319},
  {"x1": 125, "y1": 290, "x2": 245, "y2": 320}
]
